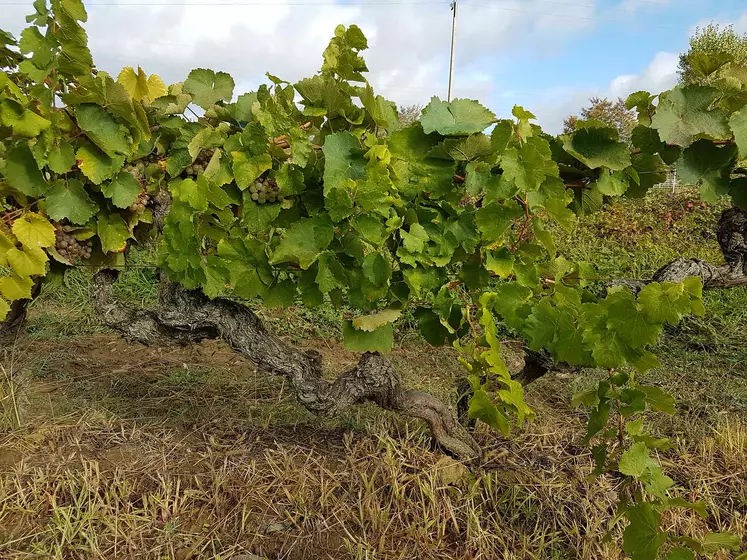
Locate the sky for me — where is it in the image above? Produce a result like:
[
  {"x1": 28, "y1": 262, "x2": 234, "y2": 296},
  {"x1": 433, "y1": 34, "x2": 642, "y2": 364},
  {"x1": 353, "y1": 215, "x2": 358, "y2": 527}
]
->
[{"x1": 1, "y1": 0, "x2": 746, "y2": 133}]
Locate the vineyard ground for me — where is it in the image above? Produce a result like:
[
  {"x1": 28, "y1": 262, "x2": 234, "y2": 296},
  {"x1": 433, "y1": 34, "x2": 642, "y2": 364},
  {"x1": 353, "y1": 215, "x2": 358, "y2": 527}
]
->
[{"x1": 1, "y1": 190, "x2": 746, "y2": 559}]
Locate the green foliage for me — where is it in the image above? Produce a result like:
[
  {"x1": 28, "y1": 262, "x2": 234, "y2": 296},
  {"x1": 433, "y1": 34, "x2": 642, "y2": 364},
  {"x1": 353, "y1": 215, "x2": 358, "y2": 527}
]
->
[{"x1": 1, "y1": 7, "x2": 746, "y2": 559}]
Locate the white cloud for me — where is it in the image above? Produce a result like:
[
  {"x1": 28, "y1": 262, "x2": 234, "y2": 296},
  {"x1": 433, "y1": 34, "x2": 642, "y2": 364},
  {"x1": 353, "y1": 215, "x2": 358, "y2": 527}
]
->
[
  {"x1": 529, "y1": 50, "x2": 679, "y2": 133},
  {"x1": 0, "y1": 0, "x2": 598, "y2": 109}
]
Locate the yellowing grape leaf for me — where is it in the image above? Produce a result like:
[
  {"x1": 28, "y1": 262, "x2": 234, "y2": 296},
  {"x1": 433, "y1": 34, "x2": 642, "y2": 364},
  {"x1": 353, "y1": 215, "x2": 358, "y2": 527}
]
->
[
  {"x1": 352, "y1": 308, "x2": 402, "y2": 332},
  {"x1": 117, "y1": 66, "x2": 168, "y2": 102},
  {"x1": 11, "y1": 212, "x2": 55, "y2": 249}
]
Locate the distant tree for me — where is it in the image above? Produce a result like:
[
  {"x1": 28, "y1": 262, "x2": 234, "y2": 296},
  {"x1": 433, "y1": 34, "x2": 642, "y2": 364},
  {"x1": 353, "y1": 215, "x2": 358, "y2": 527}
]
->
[
  {"x1": 398, "y1": 104, "x2": 422, "y2": 125},
  {"x1": 678, "y1": 23, "x2": 747, "y2": 85},
  {"x1": 563, "y1": 97, "x2": 636, "y2": 144}
]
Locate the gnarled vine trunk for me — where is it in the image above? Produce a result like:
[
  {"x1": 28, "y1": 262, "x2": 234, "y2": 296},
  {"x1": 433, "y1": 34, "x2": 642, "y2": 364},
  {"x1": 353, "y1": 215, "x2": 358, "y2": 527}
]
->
[
  {"x1": 0, "y1": 282, "x2": 41, "y2": 350},
  {"x1": 650, "y1": 207, "x2": 747, "y2": 288},
  {"x1": 91, "y1": 271, "x2": 481, "y2": 458}
]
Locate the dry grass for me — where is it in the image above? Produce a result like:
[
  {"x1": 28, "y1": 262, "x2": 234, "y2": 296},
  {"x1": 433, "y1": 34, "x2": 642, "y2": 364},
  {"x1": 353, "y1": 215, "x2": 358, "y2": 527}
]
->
[{"x1": 1, "y1": 335, "x2": 745, "y2": 560}]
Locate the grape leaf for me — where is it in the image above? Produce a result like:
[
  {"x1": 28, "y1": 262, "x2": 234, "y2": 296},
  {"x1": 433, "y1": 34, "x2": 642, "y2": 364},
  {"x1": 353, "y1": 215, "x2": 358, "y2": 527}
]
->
[
  {"x1": 4, "y1": 144, "x2": 48, "y2": 196},
  {"x1": 342, "y1": 320, "x2": 393, "y2": 353},
  {"x1": 232, "y1": 152, "x2": 272, "y2": 190},
  {"x1": 11, "y1": 212, "x2": 55, "y2": 248},
  {"x1": 45, "y1": 179, "x2": 99, "y2": 224},
  {"x1": 651, "y1": 85, "x2": 730, "y2": 147},
  {"x1": 468, "y1": 389, "x2": 510, "y2": 435},
  {"x1": 75, "y1": 103, "x2": 131, "y2": 156},
  {"x1": 563, "y1": 125, "x2": 631, "y2": 170},
  {"x1": 183, "y1": 68, "x2": 235, "y2": 109},
  {"x1": 6, "y1": 245, "x2": 47, "y2": 277},
  {"x1": 676, "y1": 140, "x2": 737, "y2": 202},
  {"x1": 269, "y1": 216, "x2": 334, "y2": 269},
  {"x1": 420, "y1": 97, "x2": 496, "y2": 136},
  {"x1": 352, "y1": 308, "x2": 401, "y2": 332},
  {"x1": 103, "y1": 172, "x2": 142, "y2": 209},
  {"x1": 730, "y1": 109, "x2": 747, "y2": 159},
  {"x1": 97, "y1": 212, "x2": 131, "y2": 253},
  {"x1": 623, "y1": 502, "x2": 667, "y2": 560},
  {"x1": 76, "y1": 143, "x2": 125, "y2": 184},
  {"x1": 47, "y1": 141, "x2": 76, "y2": 174},
  {"x1": 0, "y1": 274, "x2": 35, "y2": 300},
  {"x1": 169, "y1": 177, "x2": 208, "y2": 212}
]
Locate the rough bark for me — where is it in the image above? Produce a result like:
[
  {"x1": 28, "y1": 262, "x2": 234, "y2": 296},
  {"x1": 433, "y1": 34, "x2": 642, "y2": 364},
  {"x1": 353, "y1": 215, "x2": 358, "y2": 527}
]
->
[
  {"x1": 91, "y1": 271, "x2": 481, "y2": 458},
  {"x1": 0, "y1": 282, "x2": 42, "y2": 350},
  {"x1": 613, "y1": 208, "x2": 747, "y2": 291}
]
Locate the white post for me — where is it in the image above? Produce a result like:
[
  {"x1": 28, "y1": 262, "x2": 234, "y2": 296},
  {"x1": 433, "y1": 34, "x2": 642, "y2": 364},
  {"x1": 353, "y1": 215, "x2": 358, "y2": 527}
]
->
[{"x1": 447, "y1": 0, "x2": 458, "y2": 102}]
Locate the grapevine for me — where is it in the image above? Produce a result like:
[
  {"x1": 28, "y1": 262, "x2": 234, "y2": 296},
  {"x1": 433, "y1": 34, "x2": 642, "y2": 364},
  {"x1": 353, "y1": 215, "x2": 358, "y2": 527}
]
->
[{"x1": 0, "y1": 1, "x2": 745, "y2": 557}]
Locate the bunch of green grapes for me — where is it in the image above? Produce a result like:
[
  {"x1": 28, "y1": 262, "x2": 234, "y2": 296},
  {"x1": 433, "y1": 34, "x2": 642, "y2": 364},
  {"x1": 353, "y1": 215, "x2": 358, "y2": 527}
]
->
[
  {"x1": 184, "y1": 149, "x2": 216, "y2": 177},
  {"x1": 249, "y1": 176, "x2": 280, "y2": 204},
  {"x1": 55, "y1": 225, "x2": 93, "y2": 262},
  {"x1": 124, "y1": 160, "x2": 146, "y2": 181},
  {"x1": 128, "y1": 185, "x2": 151, "y2": 215}
]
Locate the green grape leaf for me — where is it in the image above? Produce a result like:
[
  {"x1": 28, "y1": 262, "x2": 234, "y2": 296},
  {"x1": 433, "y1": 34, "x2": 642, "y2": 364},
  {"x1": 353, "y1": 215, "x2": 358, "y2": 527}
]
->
[
  {"x1": 76, "y1": 144, "x2": 125, "y2": 185},
  {"x1": 342, "y1": 320, "x2": 393, "y2": 353},
  {"x1": 427, "y1": 134, "x2": 492, "y2": 162},
  {"x1": 322, "y1": 132, "x2": 365, "y2": 192},
  {"x1": 501, "y1": 136, "x2": 559, "y2": 191},
  {"x1": 730, "y1": 109, "x2": 747, "y2": 159},
  {"x1": 665, "y1": 548, "x2": 694, "y2": 560},
  {"x1": 0, "y1": 98, "x2": 51, "y2": 137},
  {"x1": 563, "y1": 125, "x2": 631, "y2": 170},
  {"x1": 639, "y1": 385, "x2": 675, "y2": 415},
  {"x1": 352, "y1": 308, "x2": 402, "y2": 332},
  {"x1": 596, "y1": 169, "x2": 630, "y2": 196},
  {"x1": 4, "y1": 144, "x2": 48, "y2": 197},
  {"x1": 241, "y1": 198, "x2": 281, "y2": 234},
  {"x1": 476, "y1": 200, "x2": 523, "y2": 244},
  {"x1": 169, "y1": 177, "x2": 208, "y2": 212},
  {"x1": 584, "y1": 400, "x2": 610, "y2": 444},
  {"x1": 75, "y1": 103, "x2": 131, "y2": 156},
  {"x1": 606, "y1": 290, "x2": 662, "y2": 349},
  {"x1": 0, "y1": 274, "x2": 35, "y2": 300},
  {"x1": 420, "y1": 97, "x2": 496, "y2": 136},
  {"x1": 618, "y1": 441, "x2": 652, "y2": 478},
  {"x1": 45, "y1": 179, "x2": 100, "y2": 224},
  {"x1": 270, "y1": 216, "x2": 334, "y2": 269},
  {"x1": 700, "y1": 533, "x2": 742, "y2": 554},
  {"x1": 47, "y1": 141, "x2": 76, "y2": 174},
  {"x1": 6, "y1": 245, "x2": 47, "y2": 277},
  {"x1": 97, "y1": 212, "x2": 131, "y2": 253},
  {"x1": 316, "y1": 251, "x2": 347, "y2": 293},
  {"x1": 183, "y1": 68, "x2": 235, "y2": 109},
  {"x1": 102, "y1": 172, "x2": 142, "y2": 209},
  {"x1": 263, "y1": 279, "x2": 296, "y2": 308},
  {"x1": 623, "y1": 503, "x2": 666, "y2": 560},
  {"x1": 11, "y1": 212, "x2": 55, "y2": 248},
  {"x1": 400, "y1": 223, "x2": 429, "y2": 253},
  {"x1": 232, "y1": 152, "x2": 272, "y2": 190},
  {"x1": 676, "y1": 140, "x2": 737, "y2": 202},
  {"x1": 651, "y1": 85, "x2": 730, "y2": 147},
  {"x1": 216, "y1": 236, "x2": 271, "y2": 299},
  {"x1": 468, "y1": 389, "x2": 510, "y2": 435}
]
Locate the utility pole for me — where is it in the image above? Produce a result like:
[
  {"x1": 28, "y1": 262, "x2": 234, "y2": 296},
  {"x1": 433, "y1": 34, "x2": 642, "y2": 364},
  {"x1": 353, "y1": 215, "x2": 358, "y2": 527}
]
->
[{"x1": 447, "y1": 0, "x2": 458, "y2": 102}]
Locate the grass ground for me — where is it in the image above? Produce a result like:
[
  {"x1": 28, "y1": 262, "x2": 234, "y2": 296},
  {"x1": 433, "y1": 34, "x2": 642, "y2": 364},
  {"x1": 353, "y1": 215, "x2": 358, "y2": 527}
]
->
[{"x1": 1, "y1": 189, "x2": 745, "y2": 559}]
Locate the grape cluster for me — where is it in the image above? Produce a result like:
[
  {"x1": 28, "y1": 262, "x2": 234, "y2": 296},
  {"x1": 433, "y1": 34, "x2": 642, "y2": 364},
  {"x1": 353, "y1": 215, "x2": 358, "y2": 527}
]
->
[
  {"x1": 250, "y1": 176, "x2": 281, "y2": 204},
  {"x1": 128, "y1": 186, "x2": 151, "y2": 215},
  {"x1": 184, "y1": 149, "x2": 216, "y2": 177},
  {"x1": 56, "y1": 225, "x2": 92, "y2": 262},
  {"x1": 124, "y1": 160, "x2": 146, "y2": 181}
]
